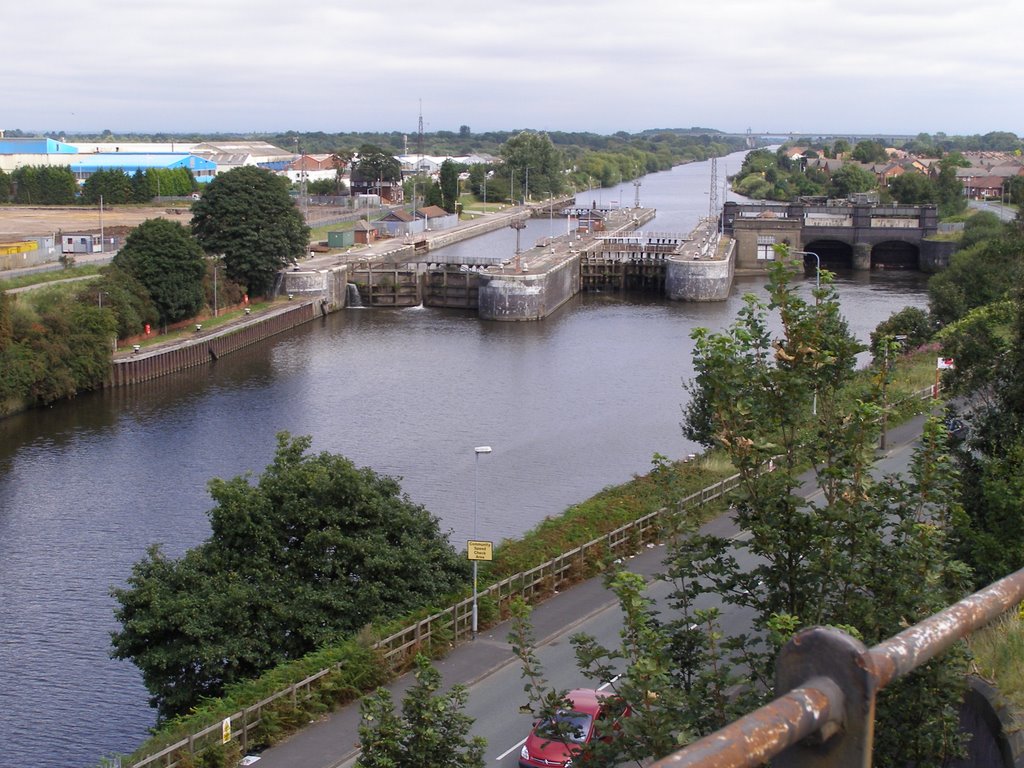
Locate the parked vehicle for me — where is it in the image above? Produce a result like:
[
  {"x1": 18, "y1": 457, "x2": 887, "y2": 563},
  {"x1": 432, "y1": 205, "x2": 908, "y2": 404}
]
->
[{"x1": 519, "y1": 688, "x2": 630, "y2": 768}]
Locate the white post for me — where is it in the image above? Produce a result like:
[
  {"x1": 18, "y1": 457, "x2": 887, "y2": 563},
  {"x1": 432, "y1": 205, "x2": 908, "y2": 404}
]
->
[{"x1": 472, "y1": 445, "x2": 492, "y2": 639}]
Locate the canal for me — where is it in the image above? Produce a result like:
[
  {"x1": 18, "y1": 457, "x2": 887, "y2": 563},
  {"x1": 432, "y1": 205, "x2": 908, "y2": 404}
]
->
[{"x1": 0, "y1": 151, "x2": 932, "y2": 767}]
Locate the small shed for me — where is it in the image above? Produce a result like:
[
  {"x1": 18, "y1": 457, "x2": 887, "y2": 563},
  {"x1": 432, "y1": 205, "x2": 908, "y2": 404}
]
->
[
  {"x1": 417, "y1": 205, "x2": 458, "y2": 231},
  {"x1": 375, "y1": 209, "x2": 416, "y2": 237},
  {"x1": 327, "y1": 230, "x2": 355, "y2": 248},
  {"x1": 353, "y1": 220, "x2": 377, "y2": 245}
]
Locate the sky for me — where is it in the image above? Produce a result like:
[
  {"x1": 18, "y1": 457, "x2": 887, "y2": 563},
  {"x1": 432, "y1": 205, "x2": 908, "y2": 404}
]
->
[{"x1": 5, "y1": 0, "x2": 1024, "y2": 139}]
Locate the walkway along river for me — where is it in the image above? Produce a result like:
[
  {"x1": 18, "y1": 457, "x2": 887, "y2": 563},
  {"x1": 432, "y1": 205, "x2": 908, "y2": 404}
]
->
[{"x1": 0, "y1": 151, "x2": 933, "y2": 767}]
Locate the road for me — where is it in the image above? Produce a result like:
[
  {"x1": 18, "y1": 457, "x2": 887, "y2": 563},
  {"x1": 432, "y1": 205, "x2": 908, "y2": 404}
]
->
[
  {"x1": 249, "y1": 414, "x2": 927, "y2": 768},
  {"x1": 968, "y1": 199, "x2": 1017, "y2": 222}
]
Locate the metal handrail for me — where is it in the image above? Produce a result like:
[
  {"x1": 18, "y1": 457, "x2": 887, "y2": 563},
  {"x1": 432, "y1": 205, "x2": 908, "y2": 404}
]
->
[{"x1": 650, "y1": 567, "x2": 1024, "y2": 768}]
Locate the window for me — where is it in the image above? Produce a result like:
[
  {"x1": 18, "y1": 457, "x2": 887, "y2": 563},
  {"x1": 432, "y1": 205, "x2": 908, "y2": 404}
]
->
[{"x1": 756, "y1": 235, "x2": 776, "y2": 261}]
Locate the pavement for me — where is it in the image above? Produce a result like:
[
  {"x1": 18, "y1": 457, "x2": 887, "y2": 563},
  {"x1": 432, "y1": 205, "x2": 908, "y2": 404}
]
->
[{"x1": 248, "y1": 413, "x2": 933, "y2": 768}]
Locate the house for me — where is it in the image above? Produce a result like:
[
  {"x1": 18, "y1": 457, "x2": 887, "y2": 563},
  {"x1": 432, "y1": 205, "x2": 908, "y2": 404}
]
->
[{"x1": 285, "y1": 154, "x2": 348, "y2": 184}]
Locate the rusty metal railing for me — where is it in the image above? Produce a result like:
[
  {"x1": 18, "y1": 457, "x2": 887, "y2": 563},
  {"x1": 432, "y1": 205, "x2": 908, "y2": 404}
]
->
[{"x1": 650, "y1": 566, "x2": 1024, "y2": 768}]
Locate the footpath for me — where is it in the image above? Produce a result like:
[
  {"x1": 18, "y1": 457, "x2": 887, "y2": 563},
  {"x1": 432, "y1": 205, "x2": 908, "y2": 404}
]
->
[{"x1": 248, "y1": 414, "x2": 932, "y2": 768}]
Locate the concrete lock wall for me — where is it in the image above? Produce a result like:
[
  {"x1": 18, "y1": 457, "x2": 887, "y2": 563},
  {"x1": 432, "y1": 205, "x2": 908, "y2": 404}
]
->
[
  {"x1": 282, "y1": 265, "x2": 349, "y2": 310},
  {"x1": 477, "y1": 252, "x2": 581, "y2": 321},
  {"x1": 666, "y1": 243, "x2": 735, "y2": 302}
]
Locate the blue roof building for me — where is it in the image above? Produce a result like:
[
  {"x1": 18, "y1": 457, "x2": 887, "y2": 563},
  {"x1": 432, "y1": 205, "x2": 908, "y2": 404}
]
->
[
  {"x1": 0, "y1": 137, "x2": 79, "y2": 155},
  {"x1": 67, "y1": 153, "x2": 218, "y2": 183}
]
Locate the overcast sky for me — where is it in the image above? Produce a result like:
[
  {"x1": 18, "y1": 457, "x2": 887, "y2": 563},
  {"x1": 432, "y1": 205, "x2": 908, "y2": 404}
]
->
[{"x1": 6, "y1": 0, "x2": 1023, "y2": 138}]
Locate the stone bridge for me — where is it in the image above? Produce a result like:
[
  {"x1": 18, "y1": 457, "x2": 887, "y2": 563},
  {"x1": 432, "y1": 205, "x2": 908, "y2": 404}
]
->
[{"x1": 723, "y1": 200, "x2": 956, "y2": 273}]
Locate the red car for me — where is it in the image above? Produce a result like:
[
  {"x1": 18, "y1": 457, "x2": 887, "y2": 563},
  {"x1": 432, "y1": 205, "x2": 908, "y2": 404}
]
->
[{"x1": 519, "y1": 688, "x2": 630, "y2": 768}]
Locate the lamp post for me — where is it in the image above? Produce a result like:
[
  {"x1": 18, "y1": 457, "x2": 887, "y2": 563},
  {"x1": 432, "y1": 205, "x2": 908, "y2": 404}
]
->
[
  {"x1": 792, "y1": 250, "x2": 822, "y2": 415},
  {"x1": 791, "y1": 250, "x2": 821, "y2": 293},
  {"x1": 471, "y1": 445, "x2": 492, "y2": 639},
  {"x1": 879, "y1": 335, "x2": 908, "y2": 451}
]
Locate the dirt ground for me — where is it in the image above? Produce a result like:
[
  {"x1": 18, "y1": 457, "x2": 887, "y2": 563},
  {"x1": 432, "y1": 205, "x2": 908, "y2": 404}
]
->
[{"x1": 0, "y1": 205, "x2": 192, "y2": 240}]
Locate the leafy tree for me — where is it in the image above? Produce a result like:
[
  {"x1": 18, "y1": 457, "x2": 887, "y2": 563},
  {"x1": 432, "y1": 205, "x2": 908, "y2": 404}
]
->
[
  {"x1": 851, "y1": 139, "x2": 888, "y2": 163},
  {"x1": 888, "y1": 172, "x2": 937, "y2": 205},
  {"x1": 11, "y1": 165, "x2": 77, "y2": 204},
  {"x1": 928, "y1": 230, "x2": 1024, "y2": 326},
  {"x1": 111, "y1": 433, "x2": 470, "y2": 720},
  {"x1": 869, "y1": 305, "x2": 934, "y2": 357},
  {"x1": 0, "y1": 168, "x2": 12, "y2": 202},
  {"x1": 81, "y1": 168, "x2": 134, "y2": 204},
  {"x1": 674, "y1": 260, "x2": 969, "y2": 765},
  {"x1": 500, "y1": 131, "x2": 564, "y2": 201},
  {"x1": 76, "y1": 265, "x2": 158, "y2": 340},
  {"x1": 1008, "y1": 175, "x2": 1024, "y2": 207},
  {"x1": 351, "y1": 144, "x2": 402, "y2": 186},
  {"x1": 960, "y1": 210, "x2": 1004, "y2": 250},
  {"x1": 0, "y1": 294, "x2": 116, "y2": 404},
  {"x1": 936, "y1": 154, "x2": 968, "y2": 217},
  {"x1": 112, "y1": 218, "x2": 206, "y2": 326},
  {"x1": 827, "y1": 163, "x2": 877, "y2": 198},
  {"x1": 190, "y1": 166, "x2": 309, "y2": 297},
  {"x1": 439, "y1": 159, "x2": 459, "y2": 212},
  {"x1": 356, "y1": 655, "x2": 485, "y2": 768},
  {"x1": 831, "y1": 138, "x2": 851, "y2": 157}
]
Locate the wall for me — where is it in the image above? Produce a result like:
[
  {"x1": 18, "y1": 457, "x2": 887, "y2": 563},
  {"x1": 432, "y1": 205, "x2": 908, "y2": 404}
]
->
[
  {"x1": 109, "y1": 302, "x2": 315, "y2": 386},
  {"x1": 477, "y1": 252, "x2": 581, "y2": 321},
  {"x1": 282, "y1": 264, "x2": 349, "y2": 310},
  {"x1": 666, "y1": 240, "x2": 736, "y2": 301}
]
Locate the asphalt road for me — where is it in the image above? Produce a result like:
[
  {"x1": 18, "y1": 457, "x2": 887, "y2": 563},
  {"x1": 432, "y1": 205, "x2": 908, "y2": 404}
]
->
[{"x1": 248, "y1": 413, "x2": 930, "y2": 768}]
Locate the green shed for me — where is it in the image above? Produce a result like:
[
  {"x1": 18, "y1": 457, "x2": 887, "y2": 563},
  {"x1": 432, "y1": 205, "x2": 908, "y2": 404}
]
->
[{"x1": 327, "y1": 230, "x2": 355, "y2": 248}]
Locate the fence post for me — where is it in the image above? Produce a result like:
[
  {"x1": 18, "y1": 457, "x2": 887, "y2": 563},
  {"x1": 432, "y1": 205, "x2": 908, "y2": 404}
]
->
[{"x1": 774, "y1": 627, "x2": 875, "y2": 767}]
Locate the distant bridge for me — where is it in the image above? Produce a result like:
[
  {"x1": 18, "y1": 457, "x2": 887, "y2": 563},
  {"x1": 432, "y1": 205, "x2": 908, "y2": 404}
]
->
[{"x1": 722, "y1": 200, "x2": 956, "y2": 273}]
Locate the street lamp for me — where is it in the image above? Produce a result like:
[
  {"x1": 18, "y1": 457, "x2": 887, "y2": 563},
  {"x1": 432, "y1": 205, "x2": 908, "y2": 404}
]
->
[
  {"x1": 792, "y1": 249, "x2": 822, "y2": 415},
  {"x1": 471, "y1": 445, "x2": 492, "y2": 639},
  {"x1": 879, "y1": 335, "x2": 908, "y2": 451},
  {"x1": 791, "y1": 249, "x2": 821, "y2": 293}
]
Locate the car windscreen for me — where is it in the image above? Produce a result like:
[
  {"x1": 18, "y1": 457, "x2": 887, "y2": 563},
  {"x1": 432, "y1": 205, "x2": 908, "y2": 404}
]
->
[{"x1": 536, "y1": 711, "x2": 594, "y2": 743}]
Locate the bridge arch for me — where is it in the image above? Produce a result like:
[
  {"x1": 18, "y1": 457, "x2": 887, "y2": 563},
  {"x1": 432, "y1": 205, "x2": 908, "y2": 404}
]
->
[
  {"x1": 803, "y1": 239, "x2": 854, "y2": 271},
  {"x1": 870, "y1": 239, "x2": 920, "y2": 270}
]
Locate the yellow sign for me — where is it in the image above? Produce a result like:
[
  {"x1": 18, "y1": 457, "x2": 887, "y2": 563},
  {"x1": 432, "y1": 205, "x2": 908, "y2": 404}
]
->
[
  {"x1": 467, "y1": 540, "x2": 493, "y2": 561},
  {"x1": 221, "y1": 717, "x2": 232, "y2": 743}
]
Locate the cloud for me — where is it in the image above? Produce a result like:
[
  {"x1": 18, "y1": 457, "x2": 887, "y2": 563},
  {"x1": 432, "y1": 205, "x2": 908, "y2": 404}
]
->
[{"x1": 4, "y1": 0, "x2": 1023, "y2": 135}]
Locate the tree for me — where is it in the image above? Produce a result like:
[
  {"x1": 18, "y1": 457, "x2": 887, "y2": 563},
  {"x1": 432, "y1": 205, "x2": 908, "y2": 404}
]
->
[
  {"x1": 356, "y1": 655, "x2": 485, "y2": 768},
  {"x1": 81, "y1": 169, "x2": 133, "y2": 204},
  {"x1": 500, "y1": 131, "x2": 564, "y2": 201},
  {"x1": 827, "y1": 163, "x2": 877, "y2": 198},
  {"x1": 0, "y1": 168, "x2": 12, "y2": 202},
  {"x1": 851, "y1": 139, "x2": 888, "y2": 163},
  {"x1": 111, "y1": 433, "x2": 471, "y2": 720},
  {"x1": 888, "y1": 172, "x2": 937, "y2": 205},
  {"x1": 936, "y1": 154, "x2": 969, "y2": 217},
  {"x1": 674, "y1": 259, "x2": 969, "y2": 766},
  {"x1": 112, "y1": 218, "x2": 206, "y2": 326},
  {"x1": 11, "y1": 165, "x2": 77, "y2": 204},
  {"x1": 928, "y1": 231, "x2": 1024, "y2": 326},
  {"x1": 190, "y1": 166, "x2": 309, "y2": 297},
  {"x1": 439, "y1": 159, "x2": 459, "y2": 213},
  {"x1": 351, "y1": 144, "x2": 402, "y2": 187}
]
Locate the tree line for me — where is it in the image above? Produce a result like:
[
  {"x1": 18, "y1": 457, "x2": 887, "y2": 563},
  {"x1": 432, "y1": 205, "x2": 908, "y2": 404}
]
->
[
  {"x1": 0, "y1": 165, "x2": 198, "y2": 204},
  {"x1": 0, "y1": 167, "x2": 307, "y2": 411},
  {"x1": 731, "y1": 143, "x2": 974, "y2": 217}
]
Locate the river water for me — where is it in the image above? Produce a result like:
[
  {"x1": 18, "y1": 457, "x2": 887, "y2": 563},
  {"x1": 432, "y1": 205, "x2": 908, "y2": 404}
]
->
[{"x1": 0, "y1": 151, "x2": 932, "y2": 767}]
